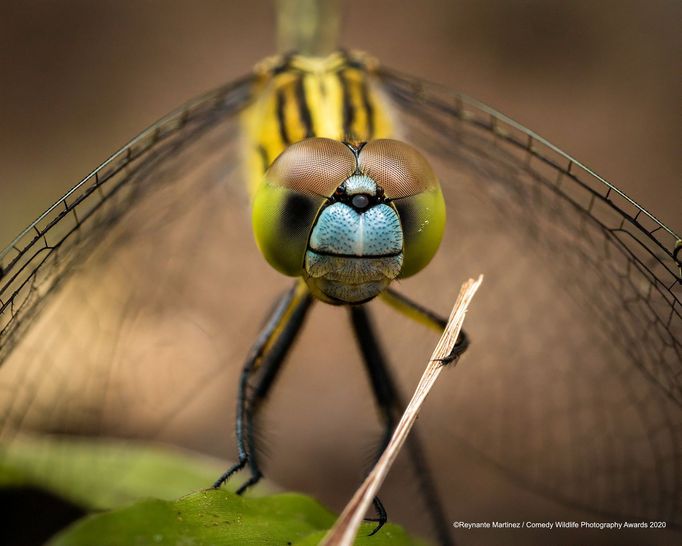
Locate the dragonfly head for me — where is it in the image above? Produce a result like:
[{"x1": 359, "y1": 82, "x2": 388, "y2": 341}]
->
[{"x1": 252, "y1": 138, "x2": 446, "y2": 304}]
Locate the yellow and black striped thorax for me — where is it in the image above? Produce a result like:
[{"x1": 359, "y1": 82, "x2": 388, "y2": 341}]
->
[{"x1": 244, "y1": 51, "x2": 394, "y2": 194}]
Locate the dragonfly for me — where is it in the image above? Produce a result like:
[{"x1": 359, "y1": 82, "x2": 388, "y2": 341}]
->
[{"x1": 1, "y1": 1, "x2": 680, "y2": 545}]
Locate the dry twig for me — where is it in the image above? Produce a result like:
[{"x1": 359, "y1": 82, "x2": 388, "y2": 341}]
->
[{"x1": 320, "y1": 275, "x2": 483, "y2": 546}]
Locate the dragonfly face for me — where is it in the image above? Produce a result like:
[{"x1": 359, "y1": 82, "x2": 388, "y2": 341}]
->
[{"x1": 251, "y1": 137, "x2": 446, "y2": 304}]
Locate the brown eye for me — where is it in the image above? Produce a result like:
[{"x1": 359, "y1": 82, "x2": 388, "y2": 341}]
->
[
  {"x1": 266, "y1": 137, "x2": 357, "y2": 197},
  {"x1": 357, "y1": 139, "x2": 439, "y2": 199}
]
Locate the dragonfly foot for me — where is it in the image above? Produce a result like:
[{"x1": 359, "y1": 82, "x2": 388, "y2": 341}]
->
[
  {"x1": 235, "y1": 471, "x2": 263, "y2": 495},
  {"x1": 212, "y1": 457, "x2": 248, "y2": 489},
  {"x1": 364, "y1": 496, "x2": 387, "y2": 536},
  {"x1": 434, "y1": 331, "x2": 469, "y2": 367}
]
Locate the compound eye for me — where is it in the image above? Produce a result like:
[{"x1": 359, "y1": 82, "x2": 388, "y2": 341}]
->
[
  {"x1": 357, "y1": 139, "x2": 439, "y2": 199},
  {"x1": 393, "y1": 190, "x2": 446, "y2": 278},
  {"x1": 266, "y1": 137, "x2": 357, "y2": 197},
  {"x1": 252, "y1": 138, "x2": 357, "y2": 277},
  {"x1": 358, "y1": 139, "x2": 446, "y2": 278}
]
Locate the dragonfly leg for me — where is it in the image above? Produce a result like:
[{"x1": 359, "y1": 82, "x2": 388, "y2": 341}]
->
[
  {"x1": 237, "y1": 284, "x2": 314, "y2": 494},
  {"x1": 348, "y1": 305, "x2": 455, "y2": 546},
  {"x1": 380, "y1": 287, "x2": 470, "y2": 365},
  {"x1": 363, "y1": 496, "x2": 388, "y2": 535},
  {"x1": 435, "y1": 330, "x2": 469, "y2": 366},
  {"x1": 213, "y1": 280, "x2": 313, "y2": 492}
]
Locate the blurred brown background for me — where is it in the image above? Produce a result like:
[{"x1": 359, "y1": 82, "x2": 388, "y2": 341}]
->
[{"x1": 0, "y1": 0, "x2": 680, "y2": 248}]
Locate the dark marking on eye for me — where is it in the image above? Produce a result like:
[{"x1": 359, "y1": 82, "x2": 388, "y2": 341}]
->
[
  {"x1": 281, "y1": 193, "x2": 316, "y2": 238},
  {"x1": 394, "y1": 200, "x2": 414, "y2": 236}
]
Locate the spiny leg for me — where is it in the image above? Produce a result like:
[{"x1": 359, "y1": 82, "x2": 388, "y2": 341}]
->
[
  {"x1": 213, "y1": 280, "x2": 313, "y2": 492},
  {"x1": 380, "y1": 287, "x2": 469, "y2": 365},
  {"x1": 349, "y1": 305, "x2": 455, "y2": 546},
  {"x1": 237, "y1": 284, "x2": 314, "y2": 494}
]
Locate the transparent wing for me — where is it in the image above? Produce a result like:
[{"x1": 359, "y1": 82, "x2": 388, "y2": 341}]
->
[
  {"x1": 0, "y1": 74, "x2": 254, "y2": 359},
  {"x1": 0, "y1": 75, "x2": 265, "y2": 449},
  {"x1": 369, "y1": 67, "x2": 682, "y2": 535}
]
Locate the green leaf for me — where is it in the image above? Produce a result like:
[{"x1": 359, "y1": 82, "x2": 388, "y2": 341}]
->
[
  {"x1": 0, "y1": 435, "x2": 270, "y2": 510},
  {"x1": 2, "y1": 436, "x2": 426, "y2": 545},
  {"x1": 49, "y1": 489, "x2": 422, "y2": 546}
]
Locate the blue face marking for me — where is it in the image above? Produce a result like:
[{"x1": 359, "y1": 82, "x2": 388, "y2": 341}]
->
[
  {"x1": 308, "y1": 203, "x2": 403, "y2": 257},
  {"x1": 303, "y1": 201, "x2": 404, "y2": 303}
]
